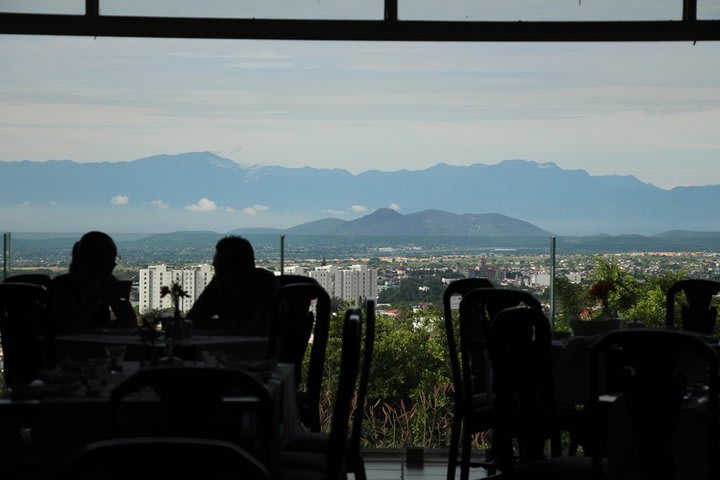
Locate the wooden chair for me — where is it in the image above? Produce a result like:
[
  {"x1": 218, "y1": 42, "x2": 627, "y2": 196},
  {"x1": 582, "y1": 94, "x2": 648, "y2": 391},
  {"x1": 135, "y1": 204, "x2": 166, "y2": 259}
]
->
[
  {"x1": 347, "y1": 298, "x2": 376, "y2": 480},
  {"x1": 56, "y1": 436, "x2": 271, "y2": 480},
  {"x1": 270, "y1": 281, "x2": 331, "y2": 432},
  {"x1": 442, "y1": 277, "x2": 494, "y2": 480},
  {"x1": 482, "y1": 306, "x2": 595, "y2": 480},
  {"x1": 456, "y1": 286, "x2": 542, "y2": 480},
  {"x1": 588, "y1": 329, "x2": 719, "y2": 480},
  {"x1": 110, "y1": 366, "x2": 274, "y2": 465},
  {"x1": 282, "y1": 307, "x2": 362, "y2": 480},
  {"x1": 3, "y1": 273, "x2": 52, "y2": 289},
  {"x1": 278, "y1": 274, "x2": 319, "y2": 286},
  {"x1": 666, "y1": 279, "x2": 720, "y2": 335},
  {"x1": 0, "y1": 282, "x2": 52, "y2": 388}
]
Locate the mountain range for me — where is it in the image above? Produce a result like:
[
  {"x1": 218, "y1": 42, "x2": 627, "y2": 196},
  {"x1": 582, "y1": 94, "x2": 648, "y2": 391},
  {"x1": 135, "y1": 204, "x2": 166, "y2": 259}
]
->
[{"x1": 1, "y1": 151, "x2": 719, "y2": 235}]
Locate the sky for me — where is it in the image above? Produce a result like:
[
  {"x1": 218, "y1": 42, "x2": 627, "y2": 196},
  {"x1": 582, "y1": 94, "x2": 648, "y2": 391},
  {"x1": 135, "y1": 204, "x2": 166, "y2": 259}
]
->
[{"x1": 1, "y1": 1, "x2": 719, "y2": 194}]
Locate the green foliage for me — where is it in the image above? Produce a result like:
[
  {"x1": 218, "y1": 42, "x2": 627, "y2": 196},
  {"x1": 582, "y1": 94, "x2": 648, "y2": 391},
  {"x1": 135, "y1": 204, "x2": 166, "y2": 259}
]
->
[
  {"x1": 315, "y1": 266, "x2": 713, "y2": 450},
  {"x1": 589, "y1": 256, "x2": 640, "y2": 316},
  {"x1": 378, "y1": 276, "x2": 445, "y2": 304}
]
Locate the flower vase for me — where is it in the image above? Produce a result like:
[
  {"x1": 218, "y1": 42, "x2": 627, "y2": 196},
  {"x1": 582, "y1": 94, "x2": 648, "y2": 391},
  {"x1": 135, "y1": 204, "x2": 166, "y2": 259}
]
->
[
  {"x1": 171, "y1": 305, "x2": 185, "y2": 341},
  {"x1": 570, "y1": 312, "x2": 624, "y2": 337}
]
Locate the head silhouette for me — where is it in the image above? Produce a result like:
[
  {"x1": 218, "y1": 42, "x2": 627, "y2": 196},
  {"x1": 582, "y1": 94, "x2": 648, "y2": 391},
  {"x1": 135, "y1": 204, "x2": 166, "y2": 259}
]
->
[
  {"x1": 69, "y1": 231, "x2": 118, "y2": 279},
  {"x1": 212, "y1": 236, "x2": 255, "y2": 285}
]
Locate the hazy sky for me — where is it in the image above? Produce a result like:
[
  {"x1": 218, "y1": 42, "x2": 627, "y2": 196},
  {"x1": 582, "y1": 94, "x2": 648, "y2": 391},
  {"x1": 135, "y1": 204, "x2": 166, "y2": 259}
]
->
[{"x1": 1, "y1": 2, "x2": 720, "y2": 189}]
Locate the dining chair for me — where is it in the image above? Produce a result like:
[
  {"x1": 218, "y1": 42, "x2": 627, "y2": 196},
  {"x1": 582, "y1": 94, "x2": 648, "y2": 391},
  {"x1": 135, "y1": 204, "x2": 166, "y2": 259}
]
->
[
  {"x1": 55, "y1": 436, "x2": 271, "y2": 480},
  {"x1": 347, "y1": 298, "x2": 376, "y2": 480},
  {"x1": 442, "y1": 277, "x2": 494, "y2": 480},
  {"x1": 2, "y1": 273, "x2": 52, "y2": 289},
  {"x1": 456, "y1": 286, "x2": 543, "y2": 480},
  {"x1": 109, "y1": 366, "x2": 274, "y2": 465},
  {"x1": 588, "y1": 328, "x2": 719, "y2": 480},
  {"x1": 278, "y1": 274, "x2": 319, "y2": 286},
  {"x1": 666, "y1": 279, "x2": 720, "y2": 335},
  {"x1": 281, "y1": 307, "x2": 362, "y2": 480},
  {"x1": 270, "y1": 281, "x2": 331, "y2": 432},
  {"x1": 0, "y1": 282, "x2": 52, "y2": 388},
  {"x1": 479, "y1": 306, "x2": 595, "y2": 480}
]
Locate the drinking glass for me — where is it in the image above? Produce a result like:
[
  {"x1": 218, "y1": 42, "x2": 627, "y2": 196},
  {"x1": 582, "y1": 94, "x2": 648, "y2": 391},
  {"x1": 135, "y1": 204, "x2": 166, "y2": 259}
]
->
[{"x1": 104, "y1": 345, "x2": 127, "y2": 374}]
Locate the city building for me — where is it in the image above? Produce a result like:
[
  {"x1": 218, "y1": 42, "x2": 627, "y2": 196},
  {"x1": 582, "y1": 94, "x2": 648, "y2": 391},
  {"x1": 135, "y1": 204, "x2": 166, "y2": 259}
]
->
[
  {"x1": 309, "y1": 264, "x2": 378, "y2": 302},
  {"x1": 138, "y1": 264, "x2": 214, "y2": 314}
]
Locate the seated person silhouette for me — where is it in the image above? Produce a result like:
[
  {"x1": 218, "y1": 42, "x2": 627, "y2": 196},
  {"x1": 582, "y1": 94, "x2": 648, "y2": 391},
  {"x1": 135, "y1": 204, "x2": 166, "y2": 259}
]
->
[
  {"x1": 50, "y1": 231, "x2": 137, "y2": 333},
  {"x1": 188, "y1": 235, "x2": 278, "y2": 335}
]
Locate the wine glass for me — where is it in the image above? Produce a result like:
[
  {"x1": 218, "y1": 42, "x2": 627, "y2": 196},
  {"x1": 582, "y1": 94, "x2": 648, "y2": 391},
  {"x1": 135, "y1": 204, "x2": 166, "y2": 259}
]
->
[{"x1": 104, "y1": 345, "x2": 127, "y2": 374}]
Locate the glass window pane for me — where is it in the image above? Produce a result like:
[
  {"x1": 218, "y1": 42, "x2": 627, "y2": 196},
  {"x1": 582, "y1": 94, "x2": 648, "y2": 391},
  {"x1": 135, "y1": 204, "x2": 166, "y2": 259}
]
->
[
  {"x1": 699, "y1": 0, "x2": 720, "y2": 19},
  {"x1": 399, "y1": 0, "x2": 683, "y2": 21},
  {"x1": 0, "y1": 0, "x2": 84, "y2": 14},
  {"x1": 100, "y1": 0, "x2": 383, "y2": 20}
]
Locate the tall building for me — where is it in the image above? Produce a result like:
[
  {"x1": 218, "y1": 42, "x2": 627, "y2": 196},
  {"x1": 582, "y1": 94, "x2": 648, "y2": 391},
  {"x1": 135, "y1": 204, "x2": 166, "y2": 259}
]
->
[
  {"x1": 309, "y1": 265, "x2": 337, "y2": 298},
  {"x1": 308, "y1": 264, "x2": 377, "y2": 302},
  {"x1": 138, "y1": 264, "x2": 214, "y2": 314}
]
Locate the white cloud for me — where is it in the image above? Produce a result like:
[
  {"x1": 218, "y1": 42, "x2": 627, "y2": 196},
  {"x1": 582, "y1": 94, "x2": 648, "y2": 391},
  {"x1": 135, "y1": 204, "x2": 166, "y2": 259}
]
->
[
  {"x1": 351, "y1": 205, "x2": 368, "y2": 213},
  {"x1": 242, "y1": 204, "x2": 270, "y2": 216},
  {"x1": 111, "y1": 195, "x2": 129, "y2": 206},
  {"x1": 226, "y1": 207, "x2": 234, "y2": 213},
  {"x1": 185, "y1": 197, "x2": 218, "y2": 212},
  {"x1": 49, "y1": 200, "x2": 57, "y2": 206},
  {"x1": 151, "y1": 199, "x2": 169, "y2": 209},
  {"x1": 389, "y1": 202, "x2": 401, "y2": 211},
  {"x1": 21, "y1": 201, "x2": 30, "y2": 207},
  {"x1": 326, "y1": 209, "x2": 346, "y2": 216}
]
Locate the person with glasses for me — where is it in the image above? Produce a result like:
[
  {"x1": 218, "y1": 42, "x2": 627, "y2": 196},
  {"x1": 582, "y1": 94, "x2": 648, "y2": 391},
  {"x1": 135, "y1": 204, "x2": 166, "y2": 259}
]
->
[{"x1": 50, "y1": 231, "x2": 137, "y2": 333}]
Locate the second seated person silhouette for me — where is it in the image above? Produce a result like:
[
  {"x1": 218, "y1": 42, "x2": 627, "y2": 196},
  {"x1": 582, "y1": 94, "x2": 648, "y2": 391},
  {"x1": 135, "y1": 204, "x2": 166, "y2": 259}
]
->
[{"x1": 188, "y1": 235, "x2": 278, "y2": 335}]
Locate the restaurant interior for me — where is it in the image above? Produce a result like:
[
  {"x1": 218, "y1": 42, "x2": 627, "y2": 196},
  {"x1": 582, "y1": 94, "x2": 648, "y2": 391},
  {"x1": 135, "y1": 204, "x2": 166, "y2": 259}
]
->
[{"x1": 1, "y1": 2, "x2": 720, "y2": 480}]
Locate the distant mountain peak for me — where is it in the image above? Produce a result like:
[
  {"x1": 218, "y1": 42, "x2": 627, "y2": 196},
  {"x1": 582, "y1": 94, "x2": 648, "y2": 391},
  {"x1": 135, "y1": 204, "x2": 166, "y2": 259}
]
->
[{"x1": 368, "y1": 207, "x2": 403, "y2": 217}]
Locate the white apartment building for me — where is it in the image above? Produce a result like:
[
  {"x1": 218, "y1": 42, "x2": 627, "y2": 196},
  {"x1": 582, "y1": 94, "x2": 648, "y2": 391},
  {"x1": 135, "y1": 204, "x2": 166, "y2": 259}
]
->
[
  {"x1": 309, "y1": 265, "x2": 337, "y2": 297},
  {"x1": 309, "y1": 264, "x2": 378, "y2": 302},
  {"x1": 138, "y1": 264, "x2": 214, "y2": 314},
  {"x1": 282, "y1": 265, "x2": 307, "y2": 276}
]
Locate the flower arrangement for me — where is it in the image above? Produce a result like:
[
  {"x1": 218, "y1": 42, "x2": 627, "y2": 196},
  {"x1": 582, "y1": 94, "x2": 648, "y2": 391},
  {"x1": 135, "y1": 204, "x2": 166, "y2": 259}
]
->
[
  {"x1": 161, "y1": 282, "x2": 188, "y2": 340},
  {"x1": 160, "y1": 282, "x2": 188, "y2": 312},
  {"x1": 588, "y1": 279, "x2": 616, "y2": 313},
  {"x1": 137, "y1": 310, "x2": 163, "y2": 344}
]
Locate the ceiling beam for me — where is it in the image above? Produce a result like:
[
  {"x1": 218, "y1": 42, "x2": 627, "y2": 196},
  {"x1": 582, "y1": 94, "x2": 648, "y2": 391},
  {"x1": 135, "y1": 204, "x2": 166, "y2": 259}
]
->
[{"x1": 1, "y1": 13, "x2": 719, "y2": 42}]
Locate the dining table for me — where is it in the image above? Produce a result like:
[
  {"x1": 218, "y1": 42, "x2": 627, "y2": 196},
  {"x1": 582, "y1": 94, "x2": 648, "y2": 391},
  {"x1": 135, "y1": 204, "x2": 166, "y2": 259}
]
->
[
  {"x1": 550, "y1": 328, "x2": 720, "y2": 478},
  {"x1": 53, "y1": 328, "x2": 270, "y2": 363},
  {"x1": 0, "y1": 356, "x2": 299, "y2": 480}
]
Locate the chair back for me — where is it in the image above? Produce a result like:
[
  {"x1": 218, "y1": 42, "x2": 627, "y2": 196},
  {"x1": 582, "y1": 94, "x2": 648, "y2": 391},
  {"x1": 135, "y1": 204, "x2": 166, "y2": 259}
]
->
[
  {"x1": 486, "y1": 306, "x2": 554, "y2": 465},
  {"x1": 110, "y1": 366, "x2": 273, "y2": 464},
  {"x1": 666, "y1": 279, "x2": 720, "y2": 334},
  {"x1": 328, "y1": 307, "x2": 362, "y2": 480},
  {"x1": 278, "y1": 274, "x2": 319, "y2": 286},
  {"x1": 458, "y1": 287, "x2": 541, "y2": 407},
  {"x1": 442, "y1": 278, "x2": 494, "y2": 403},
  {"x1": 3, "y1": 273, "x2": 52, "y2": 289},
  {"x1": 57, "y1": 436, "x2": 271, "y2": 480},
  {"x1": 271, "y1": 282, "x2": 331, "y2": 432},
  {"x1": 589, "y1": 329, "x2": 719, "y2": 480},
  {"x1": 348, "y1": 298, "x2": 376, "y2": 480},
  {"x1": 0, "y1": 282, "x2": 51, "y2": 388}
]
